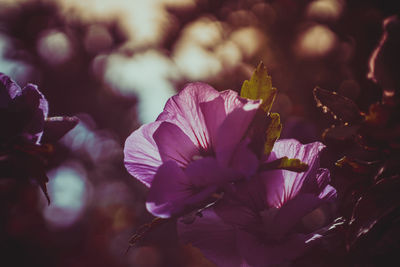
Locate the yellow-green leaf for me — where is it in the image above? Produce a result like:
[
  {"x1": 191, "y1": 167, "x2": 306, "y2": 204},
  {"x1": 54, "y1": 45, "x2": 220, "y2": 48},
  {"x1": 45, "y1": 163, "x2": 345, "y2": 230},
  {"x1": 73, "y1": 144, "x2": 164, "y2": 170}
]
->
[
  {"x1": 240, "y1": 62, "x2": 277, "y2": 113},
  {"x1": 259, "y1": 156, "x2": 309, "y2": 173},
  {"x1": 264, "y1": 113, "x2": 282, "y2": 155},
  {"x1": 276, "y1": 157, "x2": 309, "y2": 172},
  {"x1": 335, "y1": 156, "x2": 370, "y2": 174}
]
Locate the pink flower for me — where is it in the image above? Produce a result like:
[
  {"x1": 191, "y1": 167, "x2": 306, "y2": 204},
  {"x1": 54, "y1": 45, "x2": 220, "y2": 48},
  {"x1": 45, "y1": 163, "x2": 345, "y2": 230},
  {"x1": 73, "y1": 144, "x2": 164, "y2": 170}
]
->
[
  {"x1": 124, "y1": 83, "x2": 262, "y2": 218},
  {"x1": 178, "y1": 139, "x2": 337, "y2": 267}
]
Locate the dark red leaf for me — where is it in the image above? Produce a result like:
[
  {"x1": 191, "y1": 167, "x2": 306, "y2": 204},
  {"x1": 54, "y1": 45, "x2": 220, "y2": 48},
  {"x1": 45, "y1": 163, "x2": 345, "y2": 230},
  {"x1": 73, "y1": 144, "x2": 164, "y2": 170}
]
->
[
  {"x1": 313, "y1": 87, "x2": 363, "y2": 124},
  {"x1": 346, "y1": 176, "x2": 400, "y2": 251}
]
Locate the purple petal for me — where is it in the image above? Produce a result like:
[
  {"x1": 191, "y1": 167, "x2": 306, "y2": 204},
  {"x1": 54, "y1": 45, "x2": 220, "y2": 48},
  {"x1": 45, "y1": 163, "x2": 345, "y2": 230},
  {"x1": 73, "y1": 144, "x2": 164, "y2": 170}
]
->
[
  {"x1": 0, "y1": 75, "x2": 49, "y2": 143},
  {"x1": 229, "y1": 138, "x2": 259, "y2": 178},
  {"x1": 199, "y1": 96, "x2": 226, "y2": 149},
  {"x1": 272, "y1": 139, "x2": 325, "y2": 166},
  {"x1": 214, "y1": 190, "x2": 260, "y2": 229},
  {"x1": 212, "y1": 174, "x2": 267, "y2": 228},
  {"x1": 20, "y1": 84, "x2": 49, "y2": 143},
  {"x1": 124, "y1": 121, "x2": 163, "y2": 187},
  {"x1": 24, "y1": 84, "x2": 49, "y2": 118},
  {"x1": 258, "y1": 164, "x2": 286, "y2": 208},
  {"x1": 318, "y1": 184, "x2": 337, "y2": 201},
  {"x1": 184, "y1": 156, "x2": 238, "y2": 187},
  {"x1": 156, "y1": 83, "x2": 221, "y2": 151},
  {"x1": 263, "y1": 193, "x2": 323, "y2": 239},
  {"x1": 236, "y1": 229, "x2": 308, "y2": 267},
  {"x1": 177, "y1": 209, "x2": 246, "y2": 267},
  {"x1": 301, "y1": 168, "x2": 331, "y2": 196},
  {"x1": 219, "y1": 90, "x2": 246, "y2": 114},
  {"x1": 146, "y1": 161, "x2": 217, "y2": 218},
  {"x1": 215, "y1": 99, "x2": 261, "y2": 168},
  {"x1": 0, "y1": 73, "x2": 21, "y2": 106},
  {"x1": 263, "y1": 139, "x2": 326, "y2": 205},
  {"x1": 153, "y1": 121, "x2": 199, "y2": 167}
]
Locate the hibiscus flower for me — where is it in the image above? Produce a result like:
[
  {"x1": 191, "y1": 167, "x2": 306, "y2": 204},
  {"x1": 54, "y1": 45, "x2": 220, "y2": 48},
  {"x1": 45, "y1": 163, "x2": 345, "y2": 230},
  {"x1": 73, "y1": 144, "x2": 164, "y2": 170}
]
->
[
  {"x1": 178, "y1": 139, "x2": 337, "y2": 267},
  {"x1": 124, "y1": 82, "x2": 262, "y2": 218},
  {"x1": 0, "y1": 73, "x2": 78, "y2": 203},
  {"x1": 0, "y1": 73, "x2": 48, "y2": 144}
]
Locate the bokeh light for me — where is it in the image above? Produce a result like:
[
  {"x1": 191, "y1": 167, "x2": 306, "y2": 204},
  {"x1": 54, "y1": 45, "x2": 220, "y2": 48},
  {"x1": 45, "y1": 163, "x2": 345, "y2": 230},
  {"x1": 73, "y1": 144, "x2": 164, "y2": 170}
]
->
[
  {"x1": 104, "y1": 51, "x2": 178, "y2": 123},
  {"x1": 43, "y1": 162, "x2": 91, "y2": 228},
  {"x1": 84, "y1": 25, "x2": 113, "y2": 54},
  {"x1": 295, "y1": 24, "x2": 337, "y2": 58},
  {"x1": 61, "y1": 114, "x2": 121, "y2": 163},
  {"x1": 173, "y1": 17, "x2": 224, "y2": 80},
  {"x1": 37, "y1": 30, "x2": 73, "y2": 65},
  {"x1": 307, "y1": 0, "x2": 345, "y2": 21},
  {"x1": 0, "y1": 34, "x2": 33, "y2": 84},
  {"x1": 229, "y1": 27, "x2": 265, "y2": 59},
  {"x1": 57, "y1": 0, "x2": 195, "y2": 49}
]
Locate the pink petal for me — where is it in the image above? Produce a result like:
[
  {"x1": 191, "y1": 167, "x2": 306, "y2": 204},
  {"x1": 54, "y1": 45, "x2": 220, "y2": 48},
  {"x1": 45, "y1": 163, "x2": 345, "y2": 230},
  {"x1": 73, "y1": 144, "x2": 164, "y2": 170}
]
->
[
  {"x1": 156, "y1": 82, "x2": 221, "y2": 151},
  {"x1": 124, "y1": 121, "x2": 163, "y2": 187},
  {"x1": 215, "y1": 99, "x2": 261, "y2": 168},
  {"x1": 177, "y1": 209, "x2": 248, "y2": 267},
  {"x1": 146, "y1": 161, "x2": 217, "y2": 218},
  {"x1": 153, "y1": 121, "x2": 199, "y2": 167}
]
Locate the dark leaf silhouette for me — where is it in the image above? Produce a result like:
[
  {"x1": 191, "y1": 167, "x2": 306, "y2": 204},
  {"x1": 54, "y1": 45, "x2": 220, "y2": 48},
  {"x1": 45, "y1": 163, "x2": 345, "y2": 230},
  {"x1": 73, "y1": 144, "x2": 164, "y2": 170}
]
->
[
  {"x1": 313, "y1": 87, "x2": 363, "y2": 124},
  {"x1": 42, "y1": 116, "x2": 79, "y2": 143},
  {"x1": 346, "y1": 177, "x2": 400, "y2": 265},
  {"x1": 322, "y1": 124, "x2": 360, "y2": 146}
]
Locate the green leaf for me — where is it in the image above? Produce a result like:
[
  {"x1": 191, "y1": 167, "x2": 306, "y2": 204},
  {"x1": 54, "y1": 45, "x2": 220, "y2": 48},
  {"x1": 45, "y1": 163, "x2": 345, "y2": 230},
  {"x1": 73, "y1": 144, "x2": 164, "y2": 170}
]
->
[
  {"x1": 264, "y1": 113, "x2": 282, "y2": 155},
  {"x1": 241, "y1": 62, "x2": 277, "y2": 113},
  {"x1": 259, "y1": 156, "x2": 309, "y2": 172}
]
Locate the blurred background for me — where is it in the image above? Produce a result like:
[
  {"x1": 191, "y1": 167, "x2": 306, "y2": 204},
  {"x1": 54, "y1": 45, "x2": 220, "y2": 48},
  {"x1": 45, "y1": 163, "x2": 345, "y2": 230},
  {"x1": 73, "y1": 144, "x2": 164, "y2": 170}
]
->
[{"x1": 0, "y1": 0, "x2": 399, "y2": 266}]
